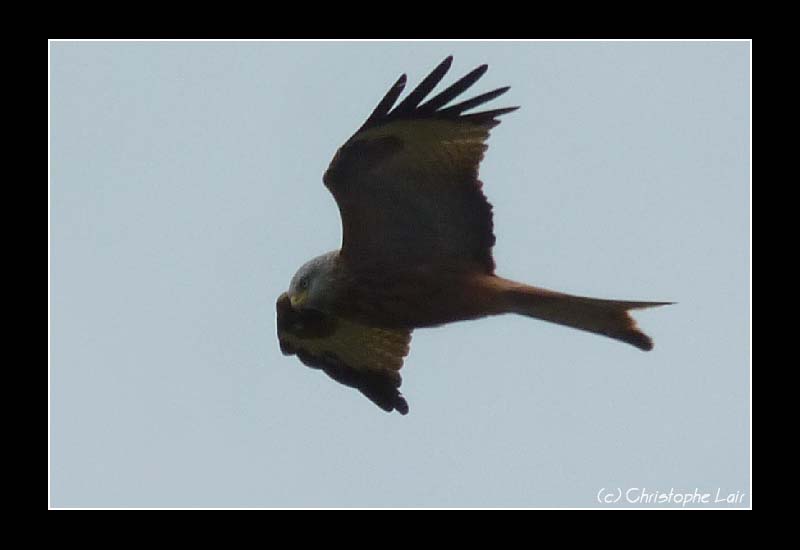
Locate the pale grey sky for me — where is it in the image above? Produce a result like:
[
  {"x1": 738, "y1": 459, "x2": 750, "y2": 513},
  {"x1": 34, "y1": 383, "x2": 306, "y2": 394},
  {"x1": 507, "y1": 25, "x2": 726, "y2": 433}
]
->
[{"x1": 50, "y1": 41, "x2": 750, "y2": 507}]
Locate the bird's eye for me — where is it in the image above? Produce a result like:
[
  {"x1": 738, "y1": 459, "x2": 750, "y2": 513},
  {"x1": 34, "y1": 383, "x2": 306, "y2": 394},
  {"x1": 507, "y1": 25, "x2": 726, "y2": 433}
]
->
[{"x1": 299, "y1": 277, "x2": 309, "y2": 290}]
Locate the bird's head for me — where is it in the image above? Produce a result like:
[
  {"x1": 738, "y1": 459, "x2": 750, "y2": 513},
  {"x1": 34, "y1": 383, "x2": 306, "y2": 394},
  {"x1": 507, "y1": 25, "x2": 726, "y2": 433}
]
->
[{"x1": 287, "y1": 251, "x2": 339, "y2": 311}]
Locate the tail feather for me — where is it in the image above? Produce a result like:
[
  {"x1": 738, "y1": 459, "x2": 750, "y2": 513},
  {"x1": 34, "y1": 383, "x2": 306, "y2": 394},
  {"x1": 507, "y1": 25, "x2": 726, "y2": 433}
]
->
[{"x1": 495, "y1": 278, "x2": 671, "y2": 351}]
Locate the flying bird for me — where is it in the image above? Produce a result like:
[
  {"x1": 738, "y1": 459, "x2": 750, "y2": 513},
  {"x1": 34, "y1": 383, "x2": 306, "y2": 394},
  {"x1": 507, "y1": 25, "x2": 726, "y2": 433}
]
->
[{"x1": 276, "y1": 57, "x2": 670, "y2": 414}]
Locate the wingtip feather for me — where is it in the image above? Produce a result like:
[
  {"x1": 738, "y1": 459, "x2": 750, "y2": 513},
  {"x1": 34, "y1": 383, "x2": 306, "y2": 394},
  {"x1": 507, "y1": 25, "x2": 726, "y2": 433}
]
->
[{"x1": 358, "y1": 58, "x2": 515, "y2": 131}]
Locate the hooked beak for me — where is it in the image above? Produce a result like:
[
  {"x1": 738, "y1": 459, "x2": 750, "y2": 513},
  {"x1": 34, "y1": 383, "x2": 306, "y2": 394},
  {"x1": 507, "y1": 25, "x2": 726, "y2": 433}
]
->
[{"x1": 289, "y1": 290, "x2": 308, "y2": 308}]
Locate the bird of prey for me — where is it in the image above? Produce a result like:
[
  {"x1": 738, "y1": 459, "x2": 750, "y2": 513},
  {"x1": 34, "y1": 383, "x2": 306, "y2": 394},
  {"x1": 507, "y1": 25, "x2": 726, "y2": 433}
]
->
[{"x1": 276, "y1": 57, "x2": 670, "y2": 414}]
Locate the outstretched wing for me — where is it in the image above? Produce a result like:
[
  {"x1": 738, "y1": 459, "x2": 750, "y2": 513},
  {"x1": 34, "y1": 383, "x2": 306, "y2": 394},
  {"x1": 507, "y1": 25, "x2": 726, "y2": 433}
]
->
[
  {"x1": 323, "y1": 56, "x2": 517, "y2": 273},
  {"x1": 276, "y1": 293, "x2": 412, "y2": 414}
]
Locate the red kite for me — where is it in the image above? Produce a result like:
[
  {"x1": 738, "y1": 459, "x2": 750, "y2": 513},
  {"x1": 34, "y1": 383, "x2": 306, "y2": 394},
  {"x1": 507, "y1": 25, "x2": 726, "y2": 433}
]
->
[{"x1": 277, "y1": 57, "x2": 670, "y2": 414}]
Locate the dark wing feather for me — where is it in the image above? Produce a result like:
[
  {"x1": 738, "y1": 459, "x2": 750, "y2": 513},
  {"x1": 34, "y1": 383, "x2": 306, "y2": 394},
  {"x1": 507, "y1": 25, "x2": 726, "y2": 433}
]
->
[
  {"x1": 390, "y1": 56, "x2": 452, "y2": 117},
  {"x1": 438, "y1": 88, "x2": 512, "y2": 117},
  {"x1": 418, "y1": 64, "x2": 488, "y2": 113},
  {"x1": 360, "y1": 74, "x2": 407, "y2": 131},
  {"x1": 324, "y1": 57, "x2": 517, "y2": 273},
  {"x1": 276, "y1": 293, "x2": 412, "y2": 414}
]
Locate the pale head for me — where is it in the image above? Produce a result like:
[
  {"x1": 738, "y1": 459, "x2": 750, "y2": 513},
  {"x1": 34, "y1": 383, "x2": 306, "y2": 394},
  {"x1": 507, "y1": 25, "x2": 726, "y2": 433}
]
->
[{"x1": 287, "y1": 250, "x2": 340, "y2": 311}]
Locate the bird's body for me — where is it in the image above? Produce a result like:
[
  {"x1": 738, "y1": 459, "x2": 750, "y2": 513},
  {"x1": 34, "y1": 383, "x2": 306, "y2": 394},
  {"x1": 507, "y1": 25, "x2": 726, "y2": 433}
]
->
[
  {"x1": 277, "y1": 57, "x2": 670, "y2": 414},
  {"x1": 299, "y1": 252, "x2": 498, "y2": 328}
]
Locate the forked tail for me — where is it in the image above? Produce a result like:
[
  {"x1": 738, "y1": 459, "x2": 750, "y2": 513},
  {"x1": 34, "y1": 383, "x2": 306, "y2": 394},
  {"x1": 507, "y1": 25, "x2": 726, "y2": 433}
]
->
[{"x1": 493, "y1": 278, "x2": 672, "y2": 351}]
